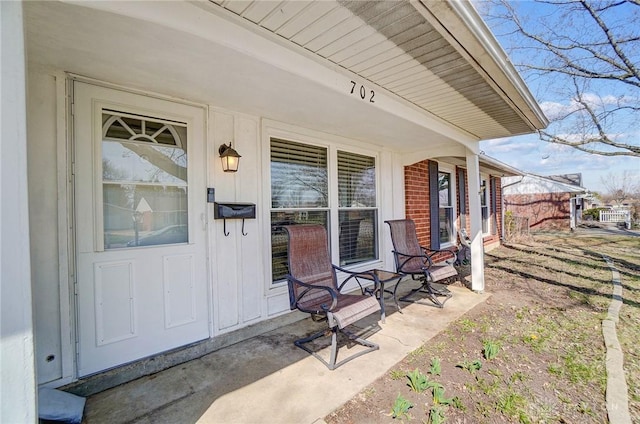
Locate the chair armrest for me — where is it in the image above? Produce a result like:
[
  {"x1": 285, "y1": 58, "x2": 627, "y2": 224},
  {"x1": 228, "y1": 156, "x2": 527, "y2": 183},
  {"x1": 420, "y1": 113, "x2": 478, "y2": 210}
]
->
[
  {"x1": 286, "y1": 274, "x2": 338, "y2": 312},
  {"x1": 421, "y1": 246, "x2": 457, "y2": 263},
  {"x1": 392, "y1": 250, "x2": 434, "y2": 272},
  {"x1": 333, "y1": 265, "x2": 368, "y2": 293}
]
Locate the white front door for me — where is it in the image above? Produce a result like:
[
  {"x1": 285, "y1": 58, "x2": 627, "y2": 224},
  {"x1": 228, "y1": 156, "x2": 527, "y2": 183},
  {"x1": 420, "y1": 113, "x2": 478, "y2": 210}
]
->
[{"x1": 73, "y1": 81, "x2": 210, "y2": 376}]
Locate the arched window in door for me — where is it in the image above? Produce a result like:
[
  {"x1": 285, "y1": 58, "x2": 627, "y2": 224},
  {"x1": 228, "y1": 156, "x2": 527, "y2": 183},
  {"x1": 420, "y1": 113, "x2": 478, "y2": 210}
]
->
[{"x1": 101, "y1": 111, "x2": 188, "y2": 249}]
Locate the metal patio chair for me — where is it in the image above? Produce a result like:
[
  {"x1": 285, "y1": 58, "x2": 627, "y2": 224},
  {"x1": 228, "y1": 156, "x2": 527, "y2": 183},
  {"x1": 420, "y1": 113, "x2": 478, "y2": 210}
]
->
[
  {"x1": 385, "y1": 219, "x2": 458, "y2": 308},
  {"x1": 456, "y1": 228, "x2": 472, "y2": 266},
  {"x1": 284, "y1": 224, "x2": 380, "y2": 370}
]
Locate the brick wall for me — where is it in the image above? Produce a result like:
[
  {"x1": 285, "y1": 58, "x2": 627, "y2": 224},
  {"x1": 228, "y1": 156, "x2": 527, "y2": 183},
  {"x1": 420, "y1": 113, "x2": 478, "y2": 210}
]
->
[
  {"x1": 404, "y1": 162, "x2": 505, "y2": 250},
  {"x1": 503, "y1": 192, "x2": 572, "y2": 231},
  {"x1": 404, "y1": 160, "x2": 431, "y2": 247}
]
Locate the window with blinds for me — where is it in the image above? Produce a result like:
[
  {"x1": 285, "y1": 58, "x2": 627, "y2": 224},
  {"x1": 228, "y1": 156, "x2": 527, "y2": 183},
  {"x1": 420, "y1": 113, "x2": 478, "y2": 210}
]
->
[
  {"x1": 438, "y1": 171, "x2": 453, "y2": 244},
  {"x1": 270, "y1": 138, "x2": 329, "y2": 282},
  {"x1": 271, "y1": 138, "x2": 328, "y2": 208},
  {"x1": 337, "y1": 150, "x2": 377, "y2": 266},
  {"x1": 481, "y1": 179, "x2": 490, "y2": 234}
]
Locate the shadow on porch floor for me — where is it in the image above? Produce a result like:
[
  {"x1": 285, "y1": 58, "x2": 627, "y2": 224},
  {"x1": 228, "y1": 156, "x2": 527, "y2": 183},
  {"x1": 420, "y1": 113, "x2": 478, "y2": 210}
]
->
[{"x1": 80, "y1": 281, "x2": 487, "y2": 424}]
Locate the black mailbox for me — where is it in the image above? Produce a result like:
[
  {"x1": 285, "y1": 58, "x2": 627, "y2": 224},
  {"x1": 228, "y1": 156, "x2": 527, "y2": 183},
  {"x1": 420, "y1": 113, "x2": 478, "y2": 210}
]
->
[{"x1": 214, "y1": 202, "x2": 256, "y2": 220}]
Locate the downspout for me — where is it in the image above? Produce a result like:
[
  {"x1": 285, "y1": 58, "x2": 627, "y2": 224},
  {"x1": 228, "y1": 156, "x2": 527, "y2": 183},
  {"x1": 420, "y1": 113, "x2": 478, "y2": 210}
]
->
[
  {"x1": 569, "y1": 192, "x2": 591, "y2": 230},
  {"x1": 569, "y1": 197, "x2": 576, "y2": 231}
]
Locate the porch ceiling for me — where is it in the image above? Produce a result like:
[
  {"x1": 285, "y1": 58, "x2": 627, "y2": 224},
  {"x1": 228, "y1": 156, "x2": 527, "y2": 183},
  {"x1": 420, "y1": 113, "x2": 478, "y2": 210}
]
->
[
  {"x1": 24, "y1": 1, "x2": 545, "y2": 153},
  {"x1": 210, "y1": 0, "x2": 547, "y2": 140}
]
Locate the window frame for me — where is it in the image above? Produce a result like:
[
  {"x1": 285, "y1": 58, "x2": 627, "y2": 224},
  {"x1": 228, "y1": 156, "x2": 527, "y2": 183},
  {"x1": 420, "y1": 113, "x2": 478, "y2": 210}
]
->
[
  {"x1": 434, "y1": 162, "x2": 457, "y2": 249},
  {"x1": 269, "y1": 137, "x2": 330, "y2": 284},
  {"x1": 336, "y1": 150, "x2": 378, "y2": 267},
  {"x1": 263, "y1": 125, "x2": 381, "y2": 288},
  {"x1": 480, "y1": 175, "x2": 491, "y2": 235},
  {"x1": 100, "y1": 110, "x2": 190, "y2": 250}
]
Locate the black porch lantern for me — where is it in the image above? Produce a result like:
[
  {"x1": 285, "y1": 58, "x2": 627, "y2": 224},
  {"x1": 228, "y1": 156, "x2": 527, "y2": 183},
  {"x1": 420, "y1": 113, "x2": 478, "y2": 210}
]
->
[{"x1": 218, "y1": 142, "x2": 241, "y2": 173}]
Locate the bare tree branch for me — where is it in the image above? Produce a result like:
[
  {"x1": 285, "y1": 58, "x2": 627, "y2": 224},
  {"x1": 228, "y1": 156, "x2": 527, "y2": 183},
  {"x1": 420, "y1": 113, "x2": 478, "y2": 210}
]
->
[
  {"x1": 599, "y1": 170, "x2": 639, "y2": 204},
  {"x1": 484, "y1": 0, "x2": 640, "y2": 157},
  {"x1": 579, "y1": 0, "x2": 640, "y2": 79}
]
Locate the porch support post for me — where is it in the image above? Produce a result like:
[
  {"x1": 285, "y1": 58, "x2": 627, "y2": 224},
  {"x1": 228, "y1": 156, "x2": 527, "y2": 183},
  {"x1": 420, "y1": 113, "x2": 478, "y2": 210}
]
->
[
  {"x1": 465, "y1": 150, "x2": 485, "y2": 292},
  {"x1": 1, "y1": 1, "x2": 37, "y2": 422}
]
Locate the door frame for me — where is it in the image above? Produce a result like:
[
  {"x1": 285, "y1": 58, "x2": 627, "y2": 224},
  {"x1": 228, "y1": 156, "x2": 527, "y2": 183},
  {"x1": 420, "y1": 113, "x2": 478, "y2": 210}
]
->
[{"x1": 56, "y1": 73, "x2": 212, "y2": 383}]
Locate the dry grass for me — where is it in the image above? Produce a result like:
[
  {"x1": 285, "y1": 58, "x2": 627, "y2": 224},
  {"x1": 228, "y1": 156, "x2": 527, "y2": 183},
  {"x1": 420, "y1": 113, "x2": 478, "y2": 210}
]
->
[{"x1": 326, "y1": 233, "x2": 640, "y2": 424}]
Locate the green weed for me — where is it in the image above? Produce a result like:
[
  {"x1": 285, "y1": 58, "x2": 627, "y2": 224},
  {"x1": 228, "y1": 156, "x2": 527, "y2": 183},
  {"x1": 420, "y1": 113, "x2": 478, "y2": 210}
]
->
[
  {"x1": 456, "y1": 359, "x2": 482, "y2": 373},
  {"x1": 548, "y1": 363, "x2": 562, "y2": 376},
  {"x1": 475, "y1": 377, "x2": 500, "y2": 395},
  {"x1": 426, "y1": 382, "x2": 464, "y2": 423},
  {"x1": 390, "y1": 394, "x2": 413, "y2": 419},
  {"x1": 496, "y1": 390, "x2": 527, "y2": 418},
  {"x1": 429, "y1": 357, "x2": 441, "y2": 376},
  {"x1": 407, "y1": 368, "x2": 430, "y2": 393},
  {"x1": 510, "y1": 371, "x2": 529, "y2": 383},
  {"x1": 458, "y1": 318, "x2": 477, "y2": 332},
  {"x1": 577, "y1": 401, "x2": 595, "y2": 416},
  {"x1": 408, "y1": 346, "x2": 427, "y2": 363},
  {"x1": 389, "y1": 369, "x2": 405, "y2": 380},
  {"x1": 361, "y1": 387, "x2": 376, "y2": 399},
  {"x1": 428, "y1": 405, "x2": 446, "y2": 424},
  {"x1": 482, "y1": 339, "x2": 500, "y2": 360},
  {"x1": 515, "y1": 306, "x2": 529, "y2": 320},
  {"x1": 562, "y1": 350, "x2": 601, "y2": 384},
  {"x1": 488, "y1": 368, "x2": 503, "y2": 378}
]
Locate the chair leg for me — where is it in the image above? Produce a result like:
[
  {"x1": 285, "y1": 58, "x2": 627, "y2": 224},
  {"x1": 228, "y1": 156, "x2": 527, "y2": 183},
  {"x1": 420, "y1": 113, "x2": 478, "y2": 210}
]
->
[
  {"x1": 399, "y1": 278, "x2": 452, "y2": 308},
  {"x1": 294, "y1": 329, "x2": 329, "y2": 357},
  {"x1": 422, "y1": 281, "x2": 452, "y2": 308},
  {"x1": 294, "y1": 326, "x2": 379, "y2": 370},
  {"x1": 328, "y1": 330, "x2": 338, "y2": 370}
]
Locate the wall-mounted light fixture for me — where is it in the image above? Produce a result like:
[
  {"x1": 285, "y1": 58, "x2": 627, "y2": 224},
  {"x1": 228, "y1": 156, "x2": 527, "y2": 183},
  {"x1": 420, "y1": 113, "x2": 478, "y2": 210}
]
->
[{"x1": 218, "y1": 143, "x2": 241, "y2": 173}]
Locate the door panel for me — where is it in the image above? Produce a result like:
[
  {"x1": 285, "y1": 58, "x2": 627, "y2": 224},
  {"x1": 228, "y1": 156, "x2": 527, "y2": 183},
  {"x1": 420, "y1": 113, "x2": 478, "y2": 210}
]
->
[
  {"x1": 73, "y1": 82, "x2": 209, "y2": 376},
  {"x1": 163, "y1": 254, "x2": 197, "y2": 328},
  {"x1": 94, "y1": 260, "x2": 136, "y2": 345}
]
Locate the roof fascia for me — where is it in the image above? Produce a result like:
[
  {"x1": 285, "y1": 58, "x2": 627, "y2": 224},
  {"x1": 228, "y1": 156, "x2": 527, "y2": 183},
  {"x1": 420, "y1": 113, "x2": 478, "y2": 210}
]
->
[
  {"x1": 478, "y1": 154, "x2": 524, "y2": 176},
  {"x1": 524, "y1": 174, "x2": 588, "y2": 193},
  {"x1": 401, "y1": 147, "x2": 523, "y2": 178},
  {"x1": 414, "y1": 0, "x2": 548, "y2": 132}
]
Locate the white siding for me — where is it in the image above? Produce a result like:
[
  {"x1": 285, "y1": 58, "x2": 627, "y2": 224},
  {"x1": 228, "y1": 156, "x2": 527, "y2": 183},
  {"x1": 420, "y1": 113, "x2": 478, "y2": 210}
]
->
[
  {"x1": 27, "y1": 71, "x2": 64, "y2": 384},
  {"x1": 1, "y1": 1, "x2": 37, "y2": 420},
  {"x1": 503, "y1": 175, "x2": 583, "y2": 195}
]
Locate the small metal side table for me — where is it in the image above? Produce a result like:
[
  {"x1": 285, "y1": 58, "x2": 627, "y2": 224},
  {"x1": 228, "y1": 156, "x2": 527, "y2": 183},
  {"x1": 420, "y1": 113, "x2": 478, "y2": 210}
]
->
[{"x1": 353, "y1": 269, "x2": 404, "y2": 323}]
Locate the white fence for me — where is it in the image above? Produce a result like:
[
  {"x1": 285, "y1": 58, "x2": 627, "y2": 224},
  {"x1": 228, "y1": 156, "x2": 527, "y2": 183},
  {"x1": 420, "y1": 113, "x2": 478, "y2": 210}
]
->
[{"x1": 600, "y1": 209, "x2": 631, "y2": 229}]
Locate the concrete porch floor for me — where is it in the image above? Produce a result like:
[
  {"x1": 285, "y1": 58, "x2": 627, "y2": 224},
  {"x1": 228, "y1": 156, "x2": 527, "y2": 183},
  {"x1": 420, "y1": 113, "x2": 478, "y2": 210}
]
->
[{"x1": 81, "y1": 284, "x2": 488, "y2": 424}]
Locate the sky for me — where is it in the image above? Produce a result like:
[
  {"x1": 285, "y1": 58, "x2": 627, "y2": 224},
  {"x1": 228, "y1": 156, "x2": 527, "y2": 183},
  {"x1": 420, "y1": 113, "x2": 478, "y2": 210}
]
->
[
  {"x1": 474, "y1": 0, "x2": 640, "y2": 195},
  {"x1": 480, "y1": 133, "x2": 639, "y2": 194}
]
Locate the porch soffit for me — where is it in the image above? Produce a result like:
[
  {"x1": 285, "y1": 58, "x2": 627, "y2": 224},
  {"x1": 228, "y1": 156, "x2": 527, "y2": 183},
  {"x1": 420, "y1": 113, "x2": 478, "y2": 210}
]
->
[
  {"x1": 435, "y1": 155, "x2": 523, "y2": 177},
  {"x1": 211, "y1": 0, "x2": 547, "y2": 140}
]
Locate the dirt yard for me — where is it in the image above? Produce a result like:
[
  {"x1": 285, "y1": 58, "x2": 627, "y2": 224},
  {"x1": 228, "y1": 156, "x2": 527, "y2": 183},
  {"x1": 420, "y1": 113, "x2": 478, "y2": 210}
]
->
[{"x1": 325, "y1": 232, "x2": 640, "y2": 423}]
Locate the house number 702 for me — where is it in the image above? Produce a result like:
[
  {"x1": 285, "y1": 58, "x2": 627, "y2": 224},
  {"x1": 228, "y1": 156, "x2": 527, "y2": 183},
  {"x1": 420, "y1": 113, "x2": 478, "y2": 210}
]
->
[{"x1": 350, "y1": 80, "x2": 375, "y2": 103}]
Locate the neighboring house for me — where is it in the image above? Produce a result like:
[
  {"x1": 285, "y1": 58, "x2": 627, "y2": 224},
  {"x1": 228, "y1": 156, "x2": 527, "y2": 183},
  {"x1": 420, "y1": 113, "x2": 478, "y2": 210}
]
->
[
  {"x1": 502, "y1": 174, "x2": 589, "y2": 231},
  {"x1": 585, "y1": 197, "x2": 603, "y2": 210},
  {"x1": 1, "y1": 1, "x2": 547, "y2": 419}
]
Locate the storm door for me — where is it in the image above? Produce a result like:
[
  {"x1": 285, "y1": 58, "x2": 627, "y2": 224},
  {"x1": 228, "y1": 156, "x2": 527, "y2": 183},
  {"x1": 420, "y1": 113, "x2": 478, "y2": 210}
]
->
[{"x1": 73, "y1": 82, "x2": 209, "y2": 376}]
